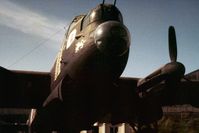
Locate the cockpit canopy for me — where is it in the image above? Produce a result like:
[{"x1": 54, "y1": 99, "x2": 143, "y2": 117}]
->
[{"x1": 83, "y1": 4, "x2": 123, "y2": 28}]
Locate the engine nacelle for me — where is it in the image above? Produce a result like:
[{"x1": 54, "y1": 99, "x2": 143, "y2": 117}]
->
[{"x1": 162, "y1": 62, "x2": 185, "y2": 80}]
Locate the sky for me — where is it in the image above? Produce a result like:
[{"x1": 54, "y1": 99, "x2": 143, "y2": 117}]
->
[{"x1": 0, "y1": 0, "x2": 199, "y2": 78}]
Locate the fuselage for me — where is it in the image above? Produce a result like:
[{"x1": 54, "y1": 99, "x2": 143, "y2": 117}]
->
[
  {"x1": 41, "y1": 4, "x2": 131, "y2": 130},
  {"x1": 51, "y1": 4, "x2": 130, "y2": 89}
]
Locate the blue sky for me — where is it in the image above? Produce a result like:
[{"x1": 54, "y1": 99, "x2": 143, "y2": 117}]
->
[{"x1": 0, "y1": 0, "x2": 199, "y2": 78}]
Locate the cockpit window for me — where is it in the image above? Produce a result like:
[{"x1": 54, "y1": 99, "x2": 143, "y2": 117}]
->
[
  {"x1": 102, "y1": 5, "x2": 123, "y2": 23},
  {"x1": 90, "y1": 9, "x2": 102, "y2": 23},
  {"x1": 82, "y1": 13, "x2": 90, "y2": 30},
  {"x1": 82, "y1": 7, "x2": 102, "y2": 30},
  {"x1": 82, "y1": 4, "x2": 123, "y2": 30}
]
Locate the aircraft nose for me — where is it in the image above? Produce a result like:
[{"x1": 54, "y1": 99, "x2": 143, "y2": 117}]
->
[{"x1": 94, "y1": 21, "x2": 130, "y2": 56}]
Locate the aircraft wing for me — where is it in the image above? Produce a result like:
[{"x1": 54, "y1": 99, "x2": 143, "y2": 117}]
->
[
  {"x1": 116, "y1": 76, "x2": 199, "y2": 124},
  {"x1": 0, "y1": 66, "x2": 51, "y2": 108},
  {"x1": 117, "y1": 75, "x2": 199, "y2": 108},
  {"x1": 117, "y1": 77, "x2": 139, "y2": 97},
  {"x1": 118, "y1": 77, "x2": 139, "y2": 90},
  {"x1": 161, "y1": 80, "x2": 199, "y2": 107}
]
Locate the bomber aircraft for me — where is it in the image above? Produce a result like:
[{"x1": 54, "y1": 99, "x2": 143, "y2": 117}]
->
[{"x1": 0, "y1": 1, "x2": 199, "y2": 133}]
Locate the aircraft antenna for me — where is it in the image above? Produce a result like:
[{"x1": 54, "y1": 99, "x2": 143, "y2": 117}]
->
[
  {"x1": 7, "y1": 28, "x2": 64, "y2": 68},
  {"x1": 113, "y1": 0, "x2": 117, "y2": 6},
  {"x1": 102, "y1": 0, "x2": 105, "y2": 5}
]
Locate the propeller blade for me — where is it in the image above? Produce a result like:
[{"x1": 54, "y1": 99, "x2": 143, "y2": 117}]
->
[{"x1": 169, "y1": 26, "x2": 177, "y2": 62}]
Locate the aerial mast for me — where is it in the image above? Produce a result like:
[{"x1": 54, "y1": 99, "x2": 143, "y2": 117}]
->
[
  {"x1": 102, "y1": 0, "x2": 117, "y2": 6},
  {"x1": 102, "y1": 0, "x2": 105, "y2": 5},
  {"x1": 113, "y1": 0, "x2": 117, "y2": 6}
]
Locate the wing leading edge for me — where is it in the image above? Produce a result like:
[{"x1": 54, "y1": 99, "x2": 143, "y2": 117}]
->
[
  {"x1": 118, "y1": 72, "x2": 199, "y2": 108},
  {"x1": 0, "y1": 66, "x2": 51, "y2": 108}
]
